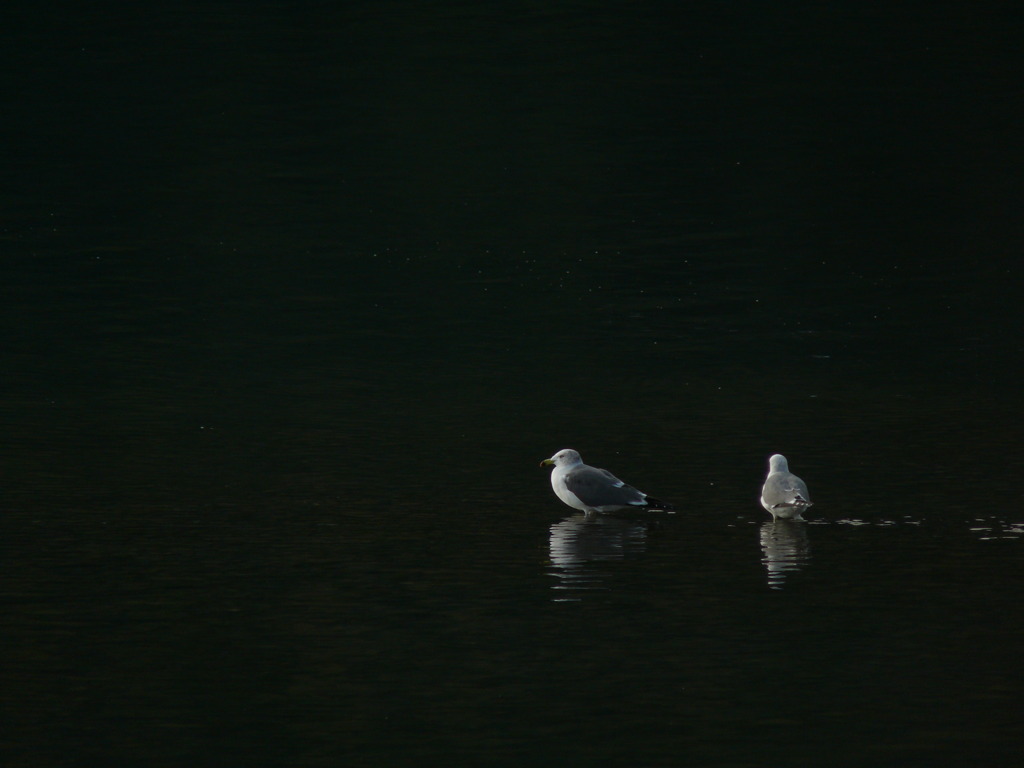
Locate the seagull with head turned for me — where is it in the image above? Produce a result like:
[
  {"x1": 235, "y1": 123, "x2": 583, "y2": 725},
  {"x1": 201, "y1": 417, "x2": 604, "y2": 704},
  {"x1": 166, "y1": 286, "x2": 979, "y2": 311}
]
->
[
  {"x1": 760, "y1": 453, "x2": 813, "y2": 520},
  {"x1": 540, "y1": 448, "x2": 673, "y2": 514}
]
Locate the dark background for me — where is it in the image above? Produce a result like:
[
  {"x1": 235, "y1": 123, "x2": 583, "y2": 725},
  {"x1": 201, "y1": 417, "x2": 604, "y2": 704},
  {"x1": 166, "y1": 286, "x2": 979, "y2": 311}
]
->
[{"x1": 2, "y1": 2, "x2": 1022, "y2": 766}]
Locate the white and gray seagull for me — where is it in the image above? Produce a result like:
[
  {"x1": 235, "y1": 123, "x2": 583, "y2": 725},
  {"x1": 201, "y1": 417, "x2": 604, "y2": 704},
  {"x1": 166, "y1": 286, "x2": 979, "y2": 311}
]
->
[
  {"x1": 540, "y1": 449, "x2": 673, "y2": 514},
  {"x1": 760, "y1": 454, "x2": 813, "y2": 520}
]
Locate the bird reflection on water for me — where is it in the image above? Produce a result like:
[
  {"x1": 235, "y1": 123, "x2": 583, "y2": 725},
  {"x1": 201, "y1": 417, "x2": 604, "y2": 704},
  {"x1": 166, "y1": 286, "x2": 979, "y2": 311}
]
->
[
  {"x1": 759, "y1": 519, "x2": 811, "y2": 590},
  {"x1": 548, "y1": 513, "x2": 648, "y2": 601}
]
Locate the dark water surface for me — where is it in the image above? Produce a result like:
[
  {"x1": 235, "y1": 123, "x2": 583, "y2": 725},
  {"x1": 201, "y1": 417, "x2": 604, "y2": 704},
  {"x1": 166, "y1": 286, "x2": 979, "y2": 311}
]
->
[{"x1": 3, "y1": 3, "x2": 1022, "y2": 766}]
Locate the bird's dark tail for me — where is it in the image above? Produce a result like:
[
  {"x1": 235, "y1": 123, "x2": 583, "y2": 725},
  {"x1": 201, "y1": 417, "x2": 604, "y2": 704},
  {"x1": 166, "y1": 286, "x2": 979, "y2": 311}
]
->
[{"x1": 643, "y1": 495, "x2": 676, "y2": 512}]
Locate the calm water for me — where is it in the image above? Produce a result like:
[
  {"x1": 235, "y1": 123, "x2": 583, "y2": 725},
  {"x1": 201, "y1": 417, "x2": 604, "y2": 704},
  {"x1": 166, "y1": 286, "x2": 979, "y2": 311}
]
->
[{"x1": 3, "y1": 3, "x2": 1022, "y2": 766}]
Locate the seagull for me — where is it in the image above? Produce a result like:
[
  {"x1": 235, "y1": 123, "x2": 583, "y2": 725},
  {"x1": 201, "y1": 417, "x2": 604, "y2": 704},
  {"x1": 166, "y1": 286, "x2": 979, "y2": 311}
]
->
[
  {"x1": 760, "y1": 454, "x2": 813, "y2": 520},
  {"x1": 540, "y1": 449, "x2": 673, "y2": 514}
]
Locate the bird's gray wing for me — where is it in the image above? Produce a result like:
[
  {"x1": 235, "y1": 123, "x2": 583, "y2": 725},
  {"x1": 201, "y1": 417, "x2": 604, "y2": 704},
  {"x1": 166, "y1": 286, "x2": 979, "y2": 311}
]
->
[
  {"x1": 765, "y1": 474, "x2": 811, "y2": 507},
  {"x1": 564, "y1": 466, "x2": 646, "y2": 507}
]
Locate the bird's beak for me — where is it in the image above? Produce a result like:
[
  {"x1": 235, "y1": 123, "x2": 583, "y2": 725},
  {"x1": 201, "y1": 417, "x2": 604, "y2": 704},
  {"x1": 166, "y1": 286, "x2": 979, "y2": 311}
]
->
[{"x1": 540, "y1": 458, "x2": 554, "y2": 467}]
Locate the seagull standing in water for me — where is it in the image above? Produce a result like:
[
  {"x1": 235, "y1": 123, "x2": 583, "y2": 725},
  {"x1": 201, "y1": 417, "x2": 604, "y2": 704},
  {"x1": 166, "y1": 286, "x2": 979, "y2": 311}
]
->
[
  {"x1": 760, "y1": 453, "x2": 813, "y2": 520},
  {"x1": 540, "y1": 449, "x2": 673, "y2": 514}
]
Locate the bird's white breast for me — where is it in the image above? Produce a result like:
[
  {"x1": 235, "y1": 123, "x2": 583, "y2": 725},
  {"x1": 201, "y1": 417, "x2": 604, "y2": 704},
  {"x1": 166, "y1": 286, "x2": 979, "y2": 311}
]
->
[{"x1": 552, "y1": 470, "x2": 587, "y2": 511}]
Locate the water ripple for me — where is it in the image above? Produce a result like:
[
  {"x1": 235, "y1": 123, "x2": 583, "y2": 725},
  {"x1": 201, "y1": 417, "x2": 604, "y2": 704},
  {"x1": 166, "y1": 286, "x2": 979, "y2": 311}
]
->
[{"x1": 547, "y1": 513, "x2": 648, "y2": 601}]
